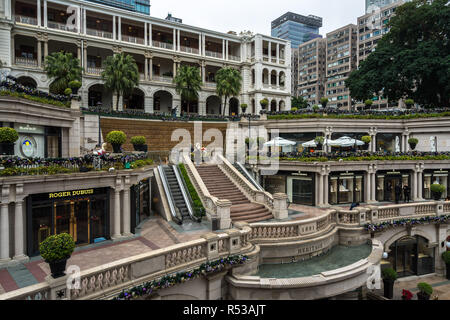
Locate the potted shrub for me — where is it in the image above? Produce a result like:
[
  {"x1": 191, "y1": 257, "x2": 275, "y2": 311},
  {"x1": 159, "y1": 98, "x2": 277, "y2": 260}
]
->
[
  {"x1": 64, "y1": 88, "x2": 72, "y2": 96},
  {"x1": 314, "y1": 136, "x2": 324, "y2": 149},
  {"x1": 404, "y1": 99, "x2": 414, "y2": 109},
  {"x1": 0, "y1": 127, "x2": 19, "y2": 155},
  {"x1": 290, "y1": 107, "x2": 298, "y2": 112},
  {"x1": 106, "y1": 130, "x2": 127, "y2": 153},
  {"x1": 442, "y1": 251, "x2": 450, "y2": 280},
  {"x1": 408, "y1": 137, "x2": 418, "y2": 150},
  {"x1": 240, "y1": 103, "x2": 248, "y2": 114},
  {"x1": 417, "y1": 282, "x2": 433, "y2": 300},
  {"x1": 130, "y1": 136, "x2": 147, "y2": 152},
  {"x1": 361, "y1": 135, "x2": 371, "y2": 150},
  {"x1": 68, "y1": 80, "x2": 82, "y2": 95},
  {"x1": 430, "y1": 184, "x2": 446, "y2": 200},
  {"x1": 259, "y1": 98, "x2": 268, "y2": 110},
  {"x1": 381, "y1": 267, "x2": 398, "y2": 299},
  {"x1": 39, "y1": 233, "x2": 75, "y2": 278}
]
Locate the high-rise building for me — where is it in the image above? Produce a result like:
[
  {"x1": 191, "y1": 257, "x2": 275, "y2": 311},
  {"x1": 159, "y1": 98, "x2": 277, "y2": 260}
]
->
[
  {"x1": 365, "y1": 0, "x2": 410, "y2": 13},
  {"x1": 324, "y1": 24, "x2": 358, "y2": 110},
  {"x1": 297, "y1": 38, "x2": 327, "y2": 106},
  {"x1": 166, "y1": 13, "x2": 182, "y2": 23},
  {"x1": 87, "y1": 0, "x2": 150, "y2": 15},
  {"x1": 271, "y1": 12, "x2": 322, "y2": 49}
]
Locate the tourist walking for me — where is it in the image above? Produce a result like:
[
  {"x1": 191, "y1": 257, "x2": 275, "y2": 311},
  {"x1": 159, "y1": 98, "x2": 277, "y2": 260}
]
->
[
  {"x1": 395, "y1": 183, "x2": 402, "y2": 204},
  {"x1": 403, "y1": 184, "x2": 411, "y2": 203}
]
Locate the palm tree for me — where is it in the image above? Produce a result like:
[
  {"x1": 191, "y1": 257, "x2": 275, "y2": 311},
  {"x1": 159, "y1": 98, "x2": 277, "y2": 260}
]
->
[
  {"x1": 101, "y1": 53, "x2": 139, "y2": 111},
  {"x1": 216, "y1": 67, "x2": 242, "y2": 116},
  {"x1": 173, "y1": 65, "x2": 202, "y2": 114},
  {"x1": 44, "y1": 51, "x2": 82, "y2": 95}
]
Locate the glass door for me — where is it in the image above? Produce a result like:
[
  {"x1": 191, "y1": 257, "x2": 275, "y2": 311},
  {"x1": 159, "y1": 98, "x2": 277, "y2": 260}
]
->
[
  {"x1": 74, "y1": 200, "x2": 89, "y2": 245},
  {"x1": 384, "y1": 175, "x2": 401, "y2": 202},
  {"x1": 291, "y1": 177, "x2": 313, "y2": 205}
]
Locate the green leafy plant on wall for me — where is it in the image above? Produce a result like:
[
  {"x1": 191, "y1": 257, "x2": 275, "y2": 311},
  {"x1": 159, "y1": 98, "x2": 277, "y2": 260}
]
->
[{"x1": 178, "y1": 164, "x2": 205, "y2": 218}]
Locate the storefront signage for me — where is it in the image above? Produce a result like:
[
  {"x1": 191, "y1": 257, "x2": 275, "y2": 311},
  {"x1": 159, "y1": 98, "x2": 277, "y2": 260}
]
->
[
  {"x1": 49, "y1": 189, "x2": 95, "y2": 199},
  {"x1": 387, "y1": 171, "x2": 401, "y2": 175}
]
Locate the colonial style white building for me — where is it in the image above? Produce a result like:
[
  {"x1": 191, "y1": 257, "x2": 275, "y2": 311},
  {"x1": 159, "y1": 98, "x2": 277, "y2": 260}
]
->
[{"x1": 0, "y1": 0, "x2": 291, "y2": 115}]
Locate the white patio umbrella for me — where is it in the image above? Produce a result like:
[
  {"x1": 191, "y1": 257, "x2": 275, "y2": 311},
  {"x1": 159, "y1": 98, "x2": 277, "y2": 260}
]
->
[
  {"x1": 328, "y1": 136, "x2": 365, "y2": 148},
  {"x1": 264, "y1": 137, "x2": 296, "y2": 147},
  {"x1": 302, "y1": 139, "x2": 332, "y2": 148}
]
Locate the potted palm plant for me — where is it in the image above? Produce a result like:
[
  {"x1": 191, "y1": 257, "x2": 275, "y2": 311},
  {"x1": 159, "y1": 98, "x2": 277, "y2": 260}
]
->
[
  {"x1": 361, "y1": 135, "x2": 371, "y2": 150},
  {"x1": 0, "y1": 127, "x2": 19, "y2": 155},
  {"x1": 417, "y1": 282, "x2": 433, "y2": 300},
  {"x1": 430, "y1": 184, "x2": 446, "y2": 200},
  {"x1": 131, "y1": 136, "x2": 147, "y2": 152},
  {"x1": 408, "y1": 138, "x2": 418, "y2": 150},
  {"x1": 442, "y1": 251, "x2": 450, "y2": 280},
  {"x1": 39, "y1": 233, "x2": 75, "y2": 278},
  {"x1": 381, "y1": 267, "x2": 398, "y2": 299},
  {"x1": 106, "y1": 130, "x2": 127, "y2": 153}
]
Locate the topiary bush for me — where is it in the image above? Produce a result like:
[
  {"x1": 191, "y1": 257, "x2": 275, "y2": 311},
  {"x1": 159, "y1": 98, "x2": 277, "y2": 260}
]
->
[
  {"x1": 361, "y1": 136, "x2": 372, "y2": 144},
  {"x1": 408, "y1": 138, "x2": 418, "y2": 145},
  {"x1": 442, "y1": 251, "x2": 450, "y2": 264},
  {"x1": 68, "y1": 80, "x2": 82, "y2": 89},
  {"x1": 314, "y1": 136, "x2": 324, "y2": 145},
  {"x1": 240, "y1": 104, "x2": 248, "y2": 113},
  {"x1": 39, "y1": 233, "x2": 75, "y2": 262},
  {"x1": 260, "y1": 98, "x2": 268, "y2": 109},
  {"x1": 106, "y1": 131, "x2": 127, "y2": 145},
  {"x1": 290, "y1": 107, "x2": 298, "y2": 112},
  {"x1": 364, "y1": 99, "x2": 373, "y2": 107},
  {"x1": 0, "y1": 127, "x2": 19, "y2": 143},
  {"x1": 417, "y1": 282, "x2": 433, "y2": 296},
  {"x1": 381, "y1": 267, "x2": 398, "y2": 281},
  {"x1": 431, "y1": 184, "x2": 446, "y2": 194},
  {"x1": 131, "y1": 136, "x2": 146, "y2": 145},
  {"x1": 64, "y1": 88, "x2": 72, "y2": 96}
]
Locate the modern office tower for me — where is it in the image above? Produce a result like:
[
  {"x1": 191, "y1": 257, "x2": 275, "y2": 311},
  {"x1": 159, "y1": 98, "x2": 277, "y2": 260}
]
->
[
  {"x1": 165, "y1": 13, "x2": 181, "y2": 23},
  {"x1": 297, "y1": 38, "x2": 327, "y2": 106},
  {"x1": 324, "y1": 24, "x2": 358, "y2": 110},
  {"x1": 358, "y1": 1, "x2": 405, "y2": 109},
  {"x1": 365, "y1": 0, "x2": 411, "y2": 13},
  {"x1": 271, "y1": 12, "x2": 322, "y2": 49},
  {"x1": 87, "y1": 0, "x2": 150, "y2": 15}
]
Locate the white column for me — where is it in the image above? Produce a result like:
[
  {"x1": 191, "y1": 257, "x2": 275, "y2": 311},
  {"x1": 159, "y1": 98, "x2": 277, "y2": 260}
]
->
[
  {"x1": 112, "y1": 189, "x2": 121, "y2": 239},
  {"x1": 149, "y1": 57, "x2": 153, "y2": 80},
  {"x1": 318, "y1": 173, "x2": 324, "y2": 206},
  {"x1": 118, "y1": 16, "x2": 121, "y2": 42},
  {"x1": 413, "y1": 171, "x2": 418, "y2": 200},
  {"x1": 77, "y1": 7, "x2": 81, "y2": 33},
  {"x1": 0, "y1": 203, "x2": 10, "y2": 262},
  {"x1": 371, "y1": 172, "x2": 376, "y2": 201},
  {"x1": 173, "y1": 29, "x2": 176, "y2": 51},
  {"x1": 222, "y1": 39, "x2": 225, "y2": 59},
  {"x1": 276, "y1": 71, "x2": 279, "y2": 87},
  {"x1": 268, "y1": 42, "x2": 271, "y2": 61},
  {"x1": 323, "y1": 174, "x2": 329, "y2": 205},
  {"x1": 226, "y1": 40, "x2": 229, "y2": 60},
  {"x1": 122, "y1": 187, "x2": 131, "y2": 236},
  {"x1": 43, "y1": 0, "x2": 47, "y2": 28},
  {"x1": 202, "y1": 34, "x2": 205, "y2": 57},
  {"x1": 177, "y1": 29, "x2": 180, "y2": 52},
  {"x1": 149, "y1": 23, "x2": 152, "y2": 46},
  {"x1": 113, "y1": 16, "x2": 116, "y2": 40},
  {"x1": 365, "y1": 172, "x2": 371, "y2": 203},
  {"x1": 14, "y1": 200, "x2": 26, "y2": 260},
  {"x1": 37, "y1": 0, "x2": 41, "y2": 27},
  {"x1": 372, "y1": 134, "x2": 377, "y2": 152},
  {"x1": 405, "y1": 134, "x2": 409, "y2": 152},
  {"x1": 37, "y1": 41, "x2": 42, "y2": 68},
  {"x1": 198, "y1": 33, "x2": 202, "y2": 55},
  {"x1": 144, "y1": 57, "x2": 148, "y2": 80},
  {"x1": 417, "y1": 171, "x2": 423, "y2": 199},
  {"x1": 144, "y1": 22, "x2": 147, "y2": 46},
  {"x1": 83, "y1": 8, "x2": 87, "y2": 34}
]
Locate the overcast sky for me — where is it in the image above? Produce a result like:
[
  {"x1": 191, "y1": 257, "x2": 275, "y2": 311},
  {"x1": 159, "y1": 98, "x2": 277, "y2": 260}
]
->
[{"x1": 150, "y1": 0, "x2": 365, "y2": 36}]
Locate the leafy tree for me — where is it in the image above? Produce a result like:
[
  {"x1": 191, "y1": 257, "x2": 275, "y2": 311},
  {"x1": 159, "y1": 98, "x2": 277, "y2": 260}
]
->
[
  {"x1": 215, "y1": 67, "x2": 242, "y2": 116},
  {"x1": 173, "y1": 65, "x2": 202, "y2": 113},
  {"x1": 346, "y1": 0, "x2": 450, "y2": 108},
  {"x1": 291, "y1": 96, "x2": 308, "y2": 109},
  {"x1": 45, "y1": 52, "x2": 82, "y2": 95},
  {"x1": 320, "y1": 97, "x2": 328, "y2": 108},
  {"x1": 101, "y1": 53, "x2": 139, "y2": 111},
  {"x1": 365, "y1": 99, "x2": 373, "y2": 107}
]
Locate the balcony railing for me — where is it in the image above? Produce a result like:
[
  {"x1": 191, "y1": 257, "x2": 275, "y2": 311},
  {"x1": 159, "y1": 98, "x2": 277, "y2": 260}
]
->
[
  {"x1": 179, "y1": 46, "x2": 199, "y2": 54},
  {"x1": 205, "y1": 50, "x2": 223, "y2": 59},
  {"x1": 152, "y1": 40, "x2": 174, "y2": 50},
  {"x1": 152, "y1": 75, "x2": 173, "y2": 83},
  {"x1": 15, "y1": 57, "x2": 38, "y2": 67},
  {"x1": 86, "y1": 67, "x2": 104, "y2": 75},
  {"x1": 48, "y1": 20, "x2": 77, "y2": 33},
  {"x1": 86, "y1": 28, "x2": 113, "y2": 39},
  {"x1": 122, "y1": 35, "x2": 144, "y2": 45},
  {"x1": 263, "y1": 55, "x2": 269, "y2": 62},
  {"x1": 204, "y1": 82, "x2": 216, "y2": 88},
  {"x1": 15, "y1": 15, "x2": 38, "y2": 26},
  {"x1": 228, "y1": 54, "x2": 240, "y2": 62},
  {"x1": 271, "y1": 57, "x2": 277, "y2": 63}
]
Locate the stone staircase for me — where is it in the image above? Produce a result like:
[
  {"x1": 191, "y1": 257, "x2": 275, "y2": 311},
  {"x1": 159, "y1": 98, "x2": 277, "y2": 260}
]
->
[{"x1": 196, "y1": 165, "x2": 273, "y2": 223}]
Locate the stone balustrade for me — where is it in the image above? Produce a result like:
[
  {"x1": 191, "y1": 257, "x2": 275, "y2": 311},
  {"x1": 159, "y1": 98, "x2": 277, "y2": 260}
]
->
[{"x1": 367, "y1": 201, "x2": 448, "y2": 224}]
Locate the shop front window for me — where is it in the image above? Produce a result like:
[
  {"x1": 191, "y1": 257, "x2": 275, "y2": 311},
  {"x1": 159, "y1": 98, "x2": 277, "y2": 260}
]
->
[
  {"x1": 424, "y1": 171, "x2": 449, "y2": 200},
  {"x1": 376, "y1": 133, "x2": 401, "y2": 152},
  {"x1": 131, "y1": 179, "x2": 151, "y2": 232},
  {"x1": 287, "y1": 175, "x2": 314, "y2": 206},
  {"x1": 329, "y1": 173, "x2": 363, "y2": 205},
  {"x1": 376, "y1": 172, "x2": 411, "y2": 202}
]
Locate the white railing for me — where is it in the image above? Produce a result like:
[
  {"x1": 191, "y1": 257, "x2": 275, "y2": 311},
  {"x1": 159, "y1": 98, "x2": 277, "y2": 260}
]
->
[
  {"x1": 262, "y1": 55, "x2": 269, "y2": 62},
  {"x1": 228, "y1": 55, "x2": 240, "y2": 62},
  {"x1": 179, "y1": 46, "x2": 199, "y2": 54},
  {"x1": 279, "y1": 59, "x2": 285, "y2": 65},
  {"x1": 152, "y1": 75, "x2": 173, "y2": 83},
  {"x1": 48, "y1": 21, "x2": 77, "y2": 33},
  {"x1": 86, "y1": 67, "x2": 104, "y2": 76},
  {"x1": 152, "y1": 40, "x2": 174, "y2": 50},
  {"x1": 205, "y1": 50, "x2": 223, "y2": 59},
  {"x1": 86, "y1": 28, "x2": 113, "y2": 39},
  {"x1": 15, "y1": 57, "x2": 38, "y2": 67},
  {"x1": 15, "y1": 15, "x2": 38, "y2": 25},
  {"x1": 122, "y1": 35, "x2": 144, "y2": 45}
]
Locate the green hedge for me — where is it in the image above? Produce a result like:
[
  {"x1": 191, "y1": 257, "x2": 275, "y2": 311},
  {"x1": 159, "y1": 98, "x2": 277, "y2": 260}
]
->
[
  {"x1": 268, "y1": 111, "x2": 450, "y2": 121},
  {"x1": 0, "y1": 90, "x2": 70, "y2": 108},
  {"x1": 178, "y1": 163, "x2": 205, "y2": 218}
]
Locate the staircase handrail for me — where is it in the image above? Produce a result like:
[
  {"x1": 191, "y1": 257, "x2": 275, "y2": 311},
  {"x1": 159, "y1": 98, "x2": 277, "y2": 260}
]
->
[
  {"x1": 157, "y1": 165, "x2": 183, "y2": 224},
  {"x1": 235, "y1": 161, "x2": 264, "y2": 191}
]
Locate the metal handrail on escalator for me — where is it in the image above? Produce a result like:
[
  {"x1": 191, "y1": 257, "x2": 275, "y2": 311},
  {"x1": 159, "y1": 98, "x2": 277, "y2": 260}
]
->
[
  {"x1": 157, "y1": 165, "x2": 183, "y2": 225},
  {"x1": 235, "y1": 161, "x2": 264, "y2": 191},
  {"x1": 173, "y1": 165, "x2": 202, "y2": 223}
]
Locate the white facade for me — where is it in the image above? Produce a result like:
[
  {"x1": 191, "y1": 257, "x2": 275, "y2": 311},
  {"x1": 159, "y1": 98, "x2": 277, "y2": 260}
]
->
[{"x1": 0, "y1": 0, "x2": 291, "y2": 115}]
